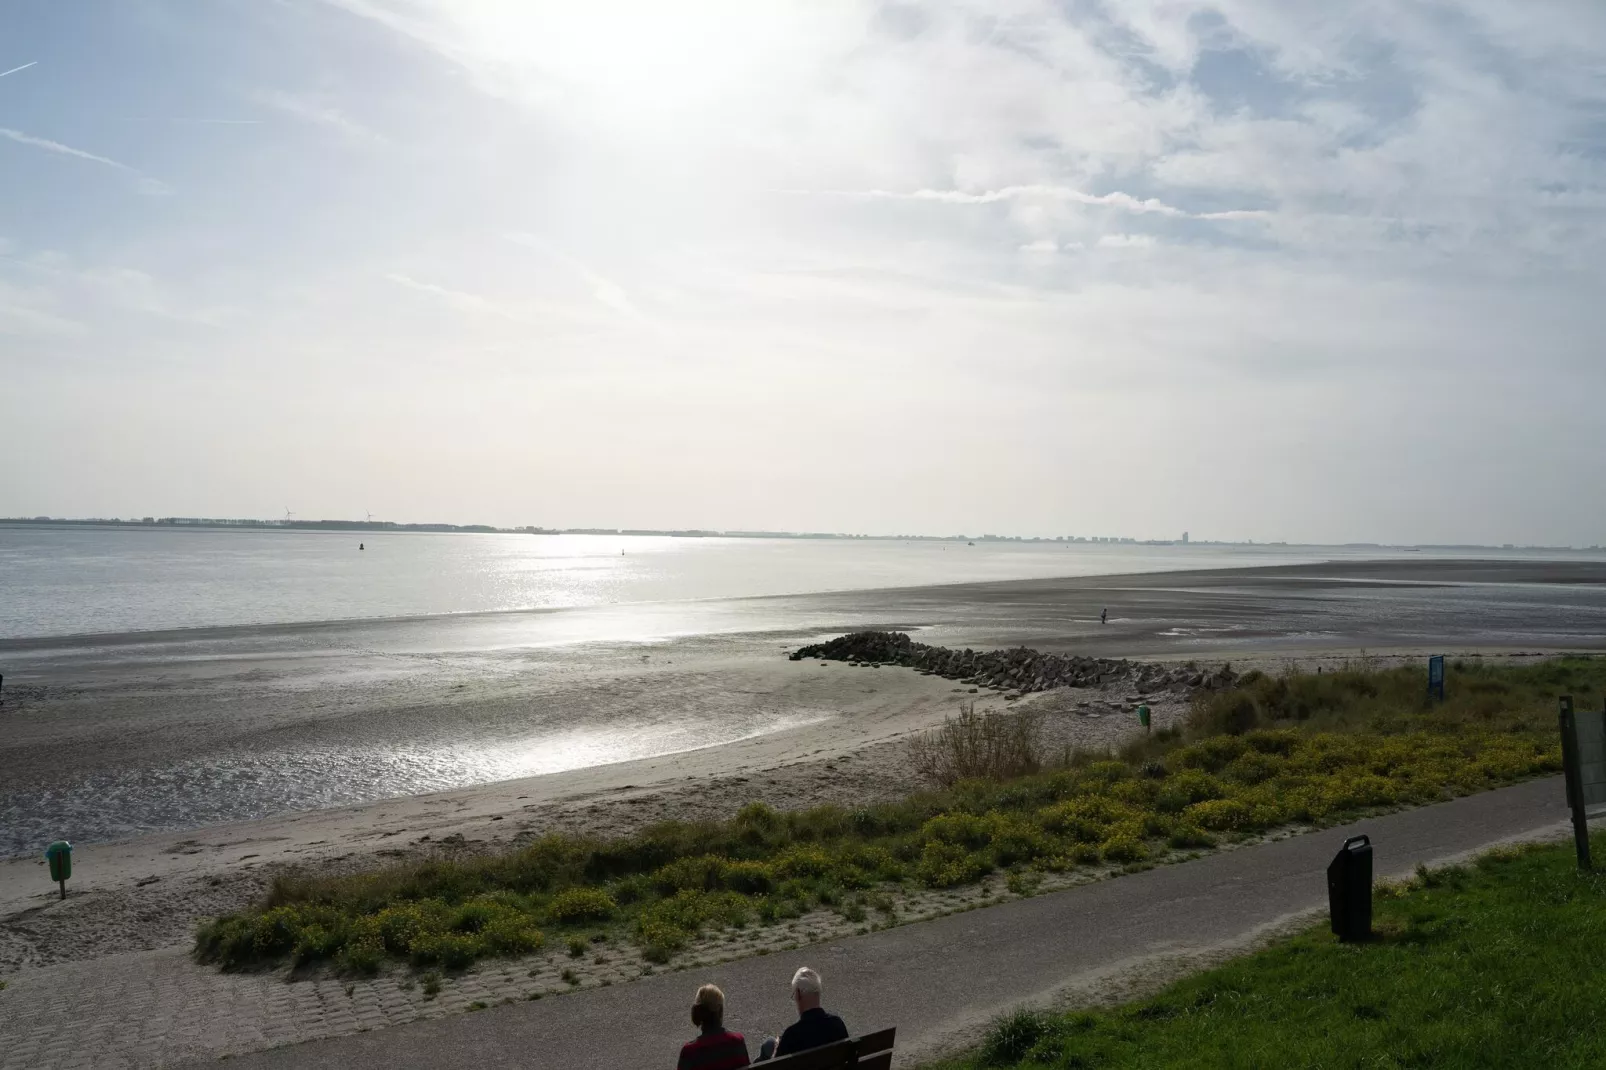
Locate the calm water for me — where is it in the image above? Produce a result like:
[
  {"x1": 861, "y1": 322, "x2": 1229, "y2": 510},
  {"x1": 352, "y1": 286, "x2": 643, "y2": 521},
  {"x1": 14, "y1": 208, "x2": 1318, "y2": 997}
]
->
[{"x1": 2, "y1": 525, "x2": 1354, "y2": 640}]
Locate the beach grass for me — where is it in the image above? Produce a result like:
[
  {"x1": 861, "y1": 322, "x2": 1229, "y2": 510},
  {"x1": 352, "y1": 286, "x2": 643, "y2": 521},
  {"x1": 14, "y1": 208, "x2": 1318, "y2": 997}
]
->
[
  {"x1": 938, "y1": 834, "x2": 1606, "y2": 1069},
  {"x1": 192, "y1": 653, "x2": 1601, "y2": 976}
]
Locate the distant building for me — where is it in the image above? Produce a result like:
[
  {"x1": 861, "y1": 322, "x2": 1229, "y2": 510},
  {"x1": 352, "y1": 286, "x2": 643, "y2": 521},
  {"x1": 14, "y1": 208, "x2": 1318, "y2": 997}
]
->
[{"x1": 1182, "y1": 531, "x2": 1189, "y2": 544}]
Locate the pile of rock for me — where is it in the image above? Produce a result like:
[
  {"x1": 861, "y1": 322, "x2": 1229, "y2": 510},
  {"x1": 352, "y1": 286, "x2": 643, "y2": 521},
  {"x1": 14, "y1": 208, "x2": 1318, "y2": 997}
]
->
[{"x1": 789, "y1": 631, "x2": 1236, "y2": 696}]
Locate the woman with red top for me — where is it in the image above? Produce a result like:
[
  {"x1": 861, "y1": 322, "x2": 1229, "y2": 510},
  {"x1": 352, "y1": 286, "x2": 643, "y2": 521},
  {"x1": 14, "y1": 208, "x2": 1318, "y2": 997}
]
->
[{"x1": 677, "y1": 984, "x2": 751, "y2": 1070}]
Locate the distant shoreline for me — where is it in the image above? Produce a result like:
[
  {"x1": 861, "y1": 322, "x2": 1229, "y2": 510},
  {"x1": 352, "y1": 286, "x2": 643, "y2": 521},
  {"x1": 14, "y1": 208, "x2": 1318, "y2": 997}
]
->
[{"x1": 4, "y1": 518, "x2": 1596, "y2": 552}]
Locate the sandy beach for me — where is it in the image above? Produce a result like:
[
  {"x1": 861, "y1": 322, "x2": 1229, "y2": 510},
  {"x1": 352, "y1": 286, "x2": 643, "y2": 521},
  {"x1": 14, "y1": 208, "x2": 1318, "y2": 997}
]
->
[
  {"x1": 0, "y1": 659, "x2": 1196, "y2": 972},
  {"x1": 4, "y1": 558, "x2": 1605, "y2": 975}
]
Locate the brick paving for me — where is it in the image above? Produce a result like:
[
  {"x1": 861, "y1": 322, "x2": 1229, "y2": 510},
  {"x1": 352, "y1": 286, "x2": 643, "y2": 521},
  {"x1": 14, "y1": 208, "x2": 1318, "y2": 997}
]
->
[{"x1": 0, "y1": 944, "x2": 624, "y2": 1070}]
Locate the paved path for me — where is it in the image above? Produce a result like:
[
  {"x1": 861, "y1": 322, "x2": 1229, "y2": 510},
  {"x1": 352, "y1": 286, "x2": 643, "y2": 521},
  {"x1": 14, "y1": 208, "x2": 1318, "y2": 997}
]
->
[{"x1": 185, "y1": 775, "x2": 1571, "y2": 1070}]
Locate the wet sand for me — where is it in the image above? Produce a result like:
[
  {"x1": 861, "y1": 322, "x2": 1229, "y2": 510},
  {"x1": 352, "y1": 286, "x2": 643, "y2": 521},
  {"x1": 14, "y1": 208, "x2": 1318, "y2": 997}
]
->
[{"x1": 2, "y1": 558, "x2": 1604, "y2": 970}]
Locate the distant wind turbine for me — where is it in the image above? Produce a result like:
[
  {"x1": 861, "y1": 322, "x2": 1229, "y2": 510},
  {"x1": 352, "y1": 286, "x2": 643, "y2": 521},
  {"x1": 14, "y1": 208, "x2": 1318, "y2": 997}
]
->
[
  {"x1": 283, "y1": 507, "x2": 294, "y2": 523},
  {"x1": 365, "y1": 511, "x2": 375, "y2": 523}
]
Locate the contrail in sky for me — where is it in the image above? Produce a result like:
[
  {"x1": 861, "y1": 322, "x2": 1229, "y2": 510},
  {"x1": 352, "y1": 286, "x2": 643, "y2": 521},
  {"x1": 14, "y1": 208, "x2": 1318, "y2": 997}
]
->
[
  {"x1": 118, "y1": 117, "x2": 264, "y2": 124},
  {"x1": 0, "y1": 61, "x2": 37, "y2": 78}
]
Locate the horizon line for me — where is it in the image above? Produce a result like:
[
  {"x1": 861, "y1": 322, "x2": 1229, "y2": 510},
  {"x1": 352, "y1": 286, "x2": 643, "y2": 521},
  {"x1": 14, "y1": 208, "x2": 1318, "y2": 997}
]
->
[{"x1": 0, "y1": 515, "x2": 1598, "y2": 552}]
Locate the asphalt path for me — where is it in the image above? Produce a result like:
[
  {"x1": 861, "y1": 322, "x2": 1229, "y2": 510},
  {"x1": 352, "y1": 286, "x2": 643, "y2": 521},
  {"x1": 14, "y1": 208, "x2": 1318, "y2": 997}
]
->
[{"x1": 200, "y1": 776, "x2": 1571, "y2": 1070}]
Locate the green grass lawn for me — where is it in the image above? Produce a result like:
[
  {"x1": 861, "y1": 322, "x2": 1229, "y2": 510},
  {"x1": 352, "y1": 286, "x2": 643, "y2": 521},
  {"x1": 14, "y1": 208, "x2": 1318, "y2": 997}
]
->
[
  {"x1": 192, "y1": 651, "x2": 1601, "y2": 976},
  {"x1": 944, "y1": 836, "x2": 1606, "y2": 1070}
]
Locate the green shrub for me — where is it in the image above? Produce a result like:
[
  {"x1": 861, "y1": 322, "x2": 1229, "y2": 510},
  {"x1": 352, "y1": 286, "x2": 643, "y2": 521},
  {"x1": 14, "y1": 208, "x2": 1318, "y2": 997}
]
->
[
  {"x1": 773, "y1": 845, "x2": 835, "y2": 879},
  {"x1": 251, "y1": 907, "x2": 301, "y2": 957},
  {"x1": 291, "y1": 925, "x2": 341, "y2": 966},
  {"x1": 1223, "y1": 750, "x2": 1282, "y2": 784},
  {"x1": 1110, "y1": 778, "x2": 1161, "y2": 807},
  {"x1": 1100, "y1": 824, "x2": 1149, "y2": 863},
  {"x1": 451, "y1": 900, "x2": 501, "y2": 933},
  {"x1": 407, "y1": 932, "x2": 479, "y2": 969},
  {"x1": 1192, "y1": 693, "x2": 1260, "y2": 736},
  {"x1": 733, "y1": 801, "x2": 783, "y2": 844},
  {"x1": 1244, "y1": 729, "x2": 1300, "y2": 756},
  {"x1": 1080, "y1": 760, "x2": 1132, "y2": 785},
  {"x1": 549, "y1": 887, "x2": 618, "y2": 924},
  {"x1": 1173, "y1": 735, "x2": 1248, "y2": 773},
  {"x1": 917, "y1": 842, "x2": 993, "y2": 887},
  {"x1": 193, "y1": 916, "x2": 255, "y2": 968},
  {"x1": 981, "y1": 1009, "x2": 1059, "y2": 1065},
  {"x1": 481, "y1": 917, "x2": 543, "y2": 955},
  {"x1": 339, "y1": 940, "x2": 384, "y2": 976},
  {"x1": 652, "y1": 855, "x2": 727, "y2": 895},
  {"x1": 608, "y1": 874, "x2": 654, "y2": 905},
  {"x1": 636, "y1": 917, "x2": 690, "y2": 963},
  {"x1": 921, "y1": 813, "x2": 994, "y2": 849},
  {"x1": 1155, "y1": 770, "x2": 1225, "y2": 813},
  {"x1": 1140, "y1": 811, "x2": 1176, "y2": 838},
  {"x1": 1186, "y1": 798, "x2": 1256, "y2": 832},
  {"x1": 1167, "y1": 824, "x2": 1217, "y2": 849},
  {"x1": 1039, "y1": 797, "x2": 1137, "y2": 842},
  {"x1": 721, "y1": 860, "x2": 776, "y2": 894},
  {"x1": 987, "y1": 813, "x2": 1053, "y2": 866}
]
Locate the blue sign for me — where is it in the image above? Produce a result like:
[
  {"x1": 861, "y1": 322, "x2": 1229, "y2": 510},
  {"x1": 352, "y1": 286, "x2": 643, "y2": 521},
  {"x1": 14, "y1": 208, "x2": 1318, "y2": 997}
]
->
[{"x1": 1428, "y1": 655, "x2": 1446, "y2": 701}]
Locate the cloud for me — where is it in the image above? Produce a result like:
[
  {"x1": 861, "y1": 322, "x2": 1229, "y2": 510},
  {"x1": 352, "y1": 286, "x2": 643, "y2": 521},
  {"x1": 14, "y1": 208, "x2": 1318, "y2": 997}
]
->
[
  {"x1": 116, "y1": 117, "x2": 263, "y2": 125},
  {"x1": 253, "y1": 90, "x2": 384, "y2": 142},
  {"x1": 0, "y1": 127, "x2": 171, "y2": 194},
  {"x1": 385, "y1": 272, "x2": 506, "y2": 315},
  {"x1": 1019, "y1": 239, "x2": 1060, "y2": 253},
  {"x1": 0, "y1": 279, "x2": 86, "y2": 339},
  {"x1": 503, "y1": 232, "x2": 651, "y2": 325},
  {"x1": 577, "y1": 267, "x2": 639, "y2": 319},
  {"x1": 0, "y1": 127, "x2": 133, "y2": 170},
  {"x1": 1098, "y1": 234, "x2": 1157, "y2": 248},
  {"x1": 782, "y1": 185, "x2": 1268, "y2": 221},
  {"x1": 0, "y1": 61, "x2": 37, "y2": 79},
  {"x1": 0, "y1": 250, "x2": 233, "y2": 332}
]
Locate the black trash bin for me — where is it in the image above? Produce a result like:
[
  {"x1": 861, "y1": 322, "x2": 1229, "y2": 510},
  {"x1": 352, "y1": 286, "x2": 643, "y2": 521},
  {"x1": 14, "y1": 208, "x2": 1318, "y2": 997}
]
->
[{"x1": 1327, "y1": 834, "x2": 1372, "y2": 942}]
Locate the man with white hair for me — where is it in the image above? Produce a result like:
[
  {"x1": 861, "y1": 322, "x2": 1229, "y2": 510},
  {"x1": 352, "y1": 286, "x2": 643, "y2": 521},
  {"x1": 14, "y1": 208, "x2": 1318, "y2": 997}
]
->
[{"x1": 756, "y1": 966, "x2": 850, "y2": 1061}]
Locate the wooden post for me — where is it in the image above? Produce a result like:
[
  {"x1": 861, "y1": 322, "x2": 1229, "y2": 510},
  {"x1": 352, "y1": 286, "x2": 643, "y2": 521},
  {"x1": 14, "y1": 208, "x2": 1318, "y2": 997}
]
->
[{"x1": 1560, "y1": 696, "x2": 1592, "y2": 870}]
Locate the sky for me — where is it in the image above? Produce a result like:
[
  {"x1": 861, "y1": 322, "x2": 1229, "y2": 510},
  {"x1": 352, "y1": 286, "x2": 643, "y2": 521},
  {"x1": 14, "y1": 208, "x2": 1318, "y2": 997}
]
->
[{"x1": 1, "y1": 0, "x2": 1604, "y2": 544}]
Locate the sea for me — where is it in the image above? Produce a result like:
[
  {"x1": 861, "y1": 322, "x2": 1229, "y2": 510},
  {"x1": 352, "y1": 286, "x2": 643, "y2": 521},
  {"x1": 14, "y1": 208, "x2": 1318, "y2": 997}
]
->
[{"x1": 0, "y1": 524, "x2": 1527, "y2": 641}]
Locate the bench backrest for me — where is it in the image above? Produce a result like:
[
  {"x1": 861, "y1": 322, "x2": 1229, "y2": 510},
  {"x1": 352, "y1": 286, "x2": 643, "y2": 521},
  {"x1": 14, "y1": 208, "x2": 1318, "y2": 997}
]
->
[{"x1": 762, "y1": 1028, "x2": 897, "y2": 1070}]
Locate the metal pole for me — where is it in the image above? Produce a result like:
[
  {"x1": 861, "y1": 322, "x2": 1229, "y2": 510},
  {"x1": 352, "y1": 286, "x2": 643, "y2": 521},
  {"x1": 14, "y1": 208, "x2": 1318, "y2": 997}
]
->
[
  {"x1": 58, "y1": 878, "x2": 65, "y2": 901},
  {"x1": 1560, "y1": 696, "x2": 1592, "y2": 870}
]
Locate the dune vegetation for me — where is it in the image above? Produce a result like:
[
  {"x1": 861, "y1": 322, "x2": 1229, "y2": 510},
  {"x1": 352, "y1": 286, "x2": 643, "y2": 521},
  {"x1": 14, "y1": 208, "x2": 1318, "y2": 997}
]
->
[{"x1": 193, "y1": 646, "x2": 1600, "y2": 976}]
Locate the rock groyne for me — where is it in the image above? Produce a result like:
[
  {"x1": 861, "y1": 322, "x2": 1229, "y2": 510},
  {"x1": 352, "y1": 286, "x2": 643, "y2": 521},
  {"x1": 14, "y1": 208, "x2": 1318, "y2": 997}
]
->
[{"x1": 790, "y1": 631, "x2": 1235, "y2": 696}]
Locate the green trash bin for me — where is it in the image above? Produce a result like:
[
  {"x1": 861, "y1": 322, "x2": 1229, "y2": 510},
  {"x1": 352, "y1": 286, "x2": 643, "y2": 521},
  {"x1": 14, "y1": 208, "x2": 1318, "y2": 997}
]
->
[
  {"x1": 1137, "y1": 704, "x2": 1151, "y2": 731},
  {"x1": 45, "y1": 840, "x2": 72, "y2": 898}
]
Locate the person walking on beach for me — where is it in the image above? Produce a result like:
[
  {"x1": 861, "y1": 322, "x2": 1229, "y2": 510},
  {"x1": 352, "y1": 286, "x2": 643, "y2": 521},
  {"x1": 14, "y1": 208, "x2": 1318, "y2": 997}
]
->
[
  {"x1": 677, "y1": 984, "x2": 750, "y2": 1070},
  {"x1": 1101, "y1": 608, "x2": 1107, "y2": 625},
  {"x1": 757, "y1": 967, "x2": 849, "y2": 1060}
]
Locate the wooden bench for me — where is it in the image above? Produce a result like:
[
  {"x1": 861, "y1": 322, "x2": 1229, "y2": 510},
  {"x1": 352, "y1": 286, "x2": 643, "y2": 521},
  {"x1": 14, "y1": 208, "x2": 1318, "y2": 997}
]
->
[{"x1": 761, "y1": 1027, "x2": 896, "y2": 1070}]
